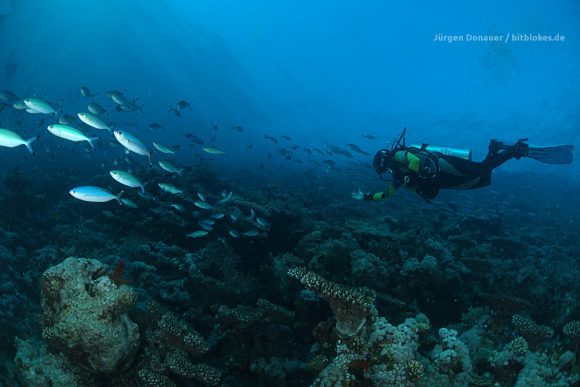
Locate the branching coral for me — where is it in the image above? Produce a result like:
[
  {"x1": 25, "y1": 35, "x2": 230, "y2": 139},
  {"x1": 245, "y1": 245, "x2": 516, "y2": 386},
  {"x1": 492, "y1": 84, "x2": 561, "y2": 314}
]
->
[
  {"x1": 157, "y1": 311, "x2": 209, "y2": 356},
  {"x1": 562, "y1": 320, "x2": 580, "y2": 338},
  {"x1": 214, "y1": 298, "x2": 295, "y2": 329},
  {"x1": 163, "y1": 350, "x2": 221, "y2": 386},
  {"x1": 133, "y1": 300, "x2": 221, "y2": 386},
  {"x1": 489, "y1": 336, "x2": 529, "y2": 368},
  {"x1": 511, "y1": 314, "x2": 553, "y2": 340},
  {"x1": 288, "y1": 267, "x2": 375, "y2": 336},
  {"x1": 138, "y1": 368, "x2": 177, "y2": 387}
]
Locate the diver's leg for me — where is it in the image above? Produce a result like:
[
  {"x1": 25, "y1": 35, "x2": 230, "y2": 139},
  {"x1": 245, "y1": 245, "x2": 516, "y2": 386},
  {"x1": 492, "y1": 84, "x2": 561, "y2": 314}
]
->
[
  {"x1": 438, "y1": 155, "x2": 491, "y2": 189},
  {"x1": 482, "y1": 139, "x2": 529, "y2": 169}
]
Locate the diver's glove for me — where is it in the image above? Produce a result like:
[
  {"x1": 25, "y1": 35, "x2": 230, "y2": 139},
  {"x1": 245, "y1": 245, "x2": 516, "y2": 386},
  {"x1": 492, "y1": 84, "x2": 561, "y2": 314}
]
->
[{"x1": 351, "y1": 189, "x2": 364, "y2": 200}]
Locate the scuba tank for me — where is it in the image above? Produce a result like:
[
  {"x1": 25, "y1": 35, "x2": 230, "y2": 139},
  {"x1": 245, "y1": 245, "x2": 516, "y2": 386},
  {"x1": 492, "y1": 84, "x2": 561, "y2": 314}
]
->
[{"x1": 409, "y1": 144, "x2": 472, "y2": 161}]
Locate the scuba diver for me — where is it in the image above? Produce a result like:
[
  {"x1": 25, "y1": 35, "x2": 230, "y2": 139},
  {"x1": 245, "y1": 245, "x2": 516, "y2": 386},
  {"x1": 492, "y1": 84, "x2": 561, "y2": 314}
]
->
[{"x1": 353, "y1": 128, "x2": 575, "y2": 202}]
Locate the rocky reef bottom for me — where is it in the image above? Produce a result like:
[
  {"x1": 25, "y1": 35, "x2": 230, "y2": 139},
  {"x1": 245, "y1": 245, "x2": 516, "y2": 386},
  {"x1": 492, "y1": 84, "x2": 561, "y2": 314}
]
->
[{"x1": 0, "y1": 169, "x2": 579, "y2": 386}]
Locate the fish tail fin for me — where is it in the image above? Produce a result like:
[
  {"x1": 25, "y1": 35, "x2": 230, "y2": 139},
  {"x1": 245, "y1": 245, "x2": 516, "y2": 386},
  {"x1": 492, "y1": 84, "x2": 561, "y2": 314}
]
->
[
  {"x1": 88, "y1": 136, "x2": 100, "y2": 150},
  {"x1": 147, "y1": 153, "x2": 153, "y2": 167},
  {"x1": 25, "y1": 135, "x2": 39, "y2": 155}
]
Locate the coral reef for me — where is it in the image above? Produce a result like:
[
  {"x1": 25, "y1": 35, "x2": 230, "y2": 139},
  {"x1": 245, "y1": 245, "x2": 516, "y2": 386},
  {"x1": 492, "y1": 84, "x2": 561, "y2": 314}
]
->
[{"x1": 1, "y1": 168, "x2": 579, "y2": 386}]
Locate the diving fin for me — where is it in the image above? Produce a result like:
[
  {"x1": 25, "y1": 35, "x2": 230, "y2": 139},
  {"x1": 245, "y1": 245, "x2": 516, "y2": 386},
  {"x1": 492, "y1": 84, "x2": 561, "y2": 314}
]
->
[{"x1": 527, "y1": 144, "x2": 575, "y2": 165}]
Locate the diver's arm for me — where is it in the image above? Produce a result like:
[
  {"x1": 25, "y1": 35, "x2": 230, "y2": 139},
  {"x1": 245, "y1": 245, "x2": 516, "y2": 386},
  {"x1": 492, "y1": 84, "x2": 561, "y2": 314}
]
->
[
  {"x1": 363, "y1": 182, "x2": 399, "y2": 201},
  {"x1": 353, "y1": 181, "x2": 401, "y2": 201}
]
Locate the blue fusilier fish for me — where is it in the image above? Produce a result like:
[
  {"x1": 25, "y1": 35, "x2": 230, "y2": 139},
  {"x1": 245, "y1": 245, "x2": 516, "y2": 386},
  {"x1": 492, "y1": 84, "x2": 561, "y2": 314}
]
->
[
  {"x1": 218, "y1": 191, "x2": 233, "y2": 203},
  {"x1": 186, "y1": 230, "x2": 208, "y2": 238},
  {"x1": 23, "y1": 98, "x2": 56, "y2": 114},
  {"x1": 78, "y1": 112, "x2": 111, "y2": 132},
  {"x1": 47, "y1": 124, "x2": 99, "y2": 149},
  {"x1": 69, "y1": 186, "x2": 123, "y2": 204},
  {"x1": 110, "y1": 170, "x2": 145, "y2": 193},
  {"x1": 194, "y1": 201, "x2": 213, "y2": 210},
  {"x1": 113, "y1": 130, "x2": 152, "y2": 165},
  {"x1": 0, "y1": 128, "x2": 38, "y2": 154}
]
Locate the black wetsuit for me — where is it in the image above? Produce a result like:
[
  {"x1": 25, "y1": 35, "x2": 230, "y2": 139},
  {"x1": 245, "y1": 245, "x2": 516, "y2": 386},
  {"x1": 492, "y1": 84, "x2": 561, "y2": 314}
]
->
[{"x1": 366, "y1": 140, "x2": 524, "y2": 202}]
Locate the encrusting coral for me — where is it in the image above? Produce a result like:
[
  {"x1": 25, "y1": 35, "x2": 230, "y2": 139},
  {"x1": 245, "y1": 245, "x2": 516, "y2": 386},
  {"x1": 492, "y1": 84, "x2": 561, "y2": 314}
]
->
[
  {"x1": 14, "y1": 338, "x2": 94, "y2": 386},
  {"x1": 40, "y1": 257, "x2": 140, "y2": 374}
]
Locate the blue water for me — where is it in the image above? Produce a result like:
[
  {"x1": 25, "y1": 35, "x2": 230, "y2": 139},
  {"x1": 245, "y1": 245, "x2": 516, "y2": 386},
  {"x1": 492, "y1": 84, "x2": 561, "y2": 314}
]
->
[{"x1": 1, "y1": 0, "x2": 579, "y2": 385}]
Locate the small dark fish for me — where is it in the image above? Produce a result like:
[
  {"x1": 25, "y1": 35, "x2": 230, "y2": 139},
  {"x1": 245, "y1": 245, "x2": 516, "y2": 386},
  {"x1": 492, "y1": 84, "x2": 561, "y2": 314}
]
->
[
  {"x1": 80, "y1": 86, "x2": 95, "y2": 97},
  {"x1": 176, "y1": 100, "x2": 192, "y2": 110},
  {"x1": 346, "y1": 143, "x2": 370, "y2": 156},
  {"x1": 304, "y1": 148, "x2": 313, "y2": 155},
  {"x1": 264, "y1": 134, "x2": 278, "y2": 144},
  {"x1": 116, "y1": 99, "x2": 143, "y2": 113},
  {"x1": 105, "y1": 89, "x2": 125, "y2": 98},
  {"x1": 169, "y1": 106, "x2": 181, "y2": 117},
  {"x1": 277, "y1": 148, "x2": 292, "y2": 157},
  {"x1": 149, "y1": 123, "x2": 164, "y2": 130},
  {"x1": 245, "y1": 144, "x2": 253, "y2": 150},
  {"x1": 328, "y1": 146, "x2": 353, "y2": 158},
  {"x1": 189, "y1": 135, "x2": 204, "y2": 145},
  {"x1": 281, "y1": 135, "x2": 292, "y2": 141},
  {"x1": 323, "y1": 159, "x2": 336, "y2": 166},
  {"x1": 0, "y1": 90, "x2": 18, "y2": 102},
  {"x1": 291, "y1": 145, "x2": 299, "y2": 150},
  {"x1": 210, "y1": 122, "x2": 218, "y2": 131},
  {"x1": 231, "y1": 124, "x2": 244, "y2": 132},
  {"x1": 57, "y1": 114, "x2": 77, "y2": 126},
  {"x1": 87, "y1": 102, "x2": 107, "y2": 116}
]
